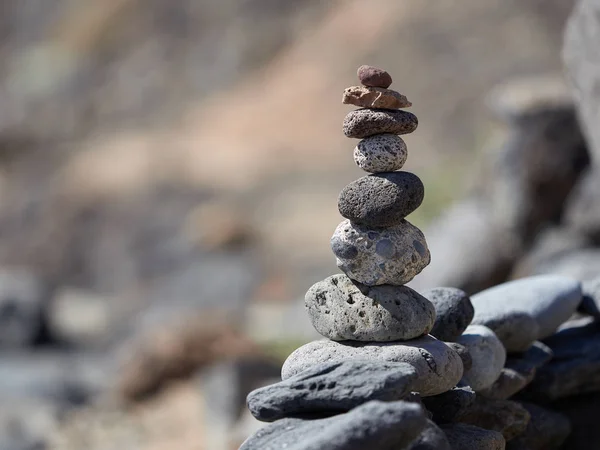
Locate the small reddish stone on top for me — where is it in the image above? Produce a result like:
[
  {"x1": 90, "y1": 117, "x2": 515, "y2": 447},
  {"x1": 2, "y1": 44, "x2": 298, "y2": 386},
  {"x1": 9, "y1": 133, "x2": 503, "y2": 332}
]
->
[{"x1": 357, "y1": 65, "x2": 393, "y2": 89}]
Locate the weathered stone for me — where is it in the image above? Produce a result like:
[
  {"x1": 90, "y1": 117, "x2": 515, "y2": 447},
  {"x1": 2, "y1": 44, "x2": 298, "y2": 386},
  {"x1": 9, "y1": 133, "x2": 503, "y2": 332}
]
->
[
  {"x1": 458, "y1": 325, "x2": 506, "y2": 391},
  {"x1": 331, "y1": 219, "x2": 430, "y2": 286},
  {"x1": 507, "y1": 402, "x2": 570, "y2": 450},
  {"x1": 343, "y1": 86, "x2": 411, "y2": 109},
  {"x1": 422, "y1": 386, "x2": 476, "y2": 424},
  {"x1": 357, "y1": 65, "x2": 393, "y2": 88},
  {"x1": 305, "y1": 274, "x2": 435, "y2": 341},
  {"x1": 353, "y1": 134, "x2": 408, "y2": 173},
  {"x1": 478, "y1": 368, "x2": 532, "y2": 400},
  {"x1": 338, "y1": 172, "x2": 424, "y2": 227},
  {"x1": 240, "y1": 400, "x2": 426, "y2": 450},
  {"x1": 343, "y1": 108, "x2": 418, "y2": 139},
  {"x1": 457, "y1": 397, "x2": 530, "y2": 441},
  {"x1": 247, "y1": 360, "x2": 418, "y2": 422},
  {"x1": 282, "y1": 337, "x2": 463, "y2": 397},
  {"x1": 441, "y1": 423, "x2": 506, "y2": 450},
  {"x1": 422, "y1": 287, "x2": 475, "y2": 342},
  {"x1": 408, "y1": 419, "x2": 451, "y2": 450}
]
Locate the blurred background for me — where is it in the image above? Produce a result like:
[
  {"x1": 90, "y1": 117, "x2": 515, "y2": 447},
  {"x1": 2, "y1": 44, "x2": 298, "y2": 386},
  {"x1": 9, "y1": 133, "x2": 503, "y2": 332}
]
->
[{"x1": 1, "y1": 0, "x2": 598, "y2": 448}]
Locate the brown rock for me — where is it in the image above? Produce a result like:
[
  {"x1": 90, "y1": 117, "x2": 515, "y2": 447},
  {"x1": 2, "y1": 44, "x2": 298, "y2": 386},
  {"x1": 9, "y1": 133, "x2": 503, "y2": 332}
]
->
[
  {"x1": 357, "y1": 65, "x2": 393, "y2": 88},
  {"x1": 343, "y1": 86, "x2": 411, "y2": 109}
]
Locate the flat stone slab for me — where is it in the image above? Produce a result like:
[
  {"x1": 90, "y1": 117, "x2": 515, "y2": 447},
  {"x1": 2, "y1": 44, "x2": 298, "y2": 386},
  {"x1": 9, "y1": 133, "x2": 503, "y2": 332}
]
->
[
  {"x1": 343, "y1": 108, "x2": 418, "y2": 139},
  {"x1": 422, "y1": 287, "x2": 475, "y2": 342},
  {"x1": 282, "y1": 336, "x2": 463, "y2": 397},
  {"x1": 240, "y1": 400, "x2": 426, "y2": 450},
  {"x1": 246, "y1": 360, "x2": 418, "y2": 422},
  {"x1": 343, "y1": 86, "x2": 411, "y2": 109},
  {"x1": 305, "y1": 274, "x2": 435, "y2": 341},
  {"x1": 457, "y1": 325, "x2": 506, "y2": 392}
]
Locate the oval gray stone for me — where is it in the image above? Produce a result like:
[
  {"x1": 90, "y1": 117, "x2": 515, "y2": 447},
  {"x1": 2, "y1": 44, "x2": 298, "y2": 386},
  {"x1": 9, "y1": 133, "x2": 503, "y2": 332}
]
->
[
  {"x1": 422, "y1": 287, "x2": 475, "y2": 342},
  {"x1": 305, "y1": 274, "x2": 435, "y2": 341},
  {"x1": 472, "y1": 310, "x2": 539, "y2": 353},
  {"x1": 281, "y1": 337, "x2": 463, "y2": 397},
  {"x1": 422, "y1": 385, "x2": 476, "y2": 424},
  {"x1": 247, "y1": 360, "x2": 418, "y2": 422},
  {"x1": 471, "y1": 275, "x2": 582, "y2": 340},
  {"x1": 338, "y1": 172, "x2": 424, "y2": 227},
  {"x1": 353, "y1": 134, "x2": 408, "y2": 173},
  {"x1": 457, "y1": 325, "x2": 506, "y2": 392},
  {"x1": 331, "y1": 219, "x2": 430, "y2": 286},
  {"x1": 343, "y1": 108, "x2": 418, "y2": 138},
  {"x1": 240, "y1": 400, "x2": 426, "y2": 450}
]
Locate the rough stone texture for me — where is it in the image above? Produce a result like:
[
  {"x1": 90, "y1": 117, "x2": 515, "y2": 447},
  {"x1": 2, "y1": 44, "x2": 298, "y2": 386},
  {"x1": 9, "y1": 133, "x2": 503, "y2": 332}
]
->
[
  {"x1": 445, "y1": 343, "x2": 472, "y2": 371},
  {"x1": 343, "y1": 86, "x2": 411, "y2": 109},
  {"x1": 240, "y1": 400, "x2": 426, "y2": 450},
  {"x1": 471, "y1": 275, "x2": 582, "y2": 341},
  {"x1": 422, "y1": 287, "x2": 475, "y2": 342},
  {"x1": 441, "y1": 423, "x2": 506, "y2": 450},
  {"x1": 564, "y1": 0, "x2": 600, "y2": 164},
  {"x1": 247, "y1": 360, "x2": 417, "y2": 422},
  {"x1": 522, "y1": 317, "x2": 600, "y2": 401},
  {"x1": 305, "y1": 274, "x2": 435, "y2": 342},
  {"x1": 552, "y1": 393, "x2": 599, "y2": 450},
  {"x1": 338, "y1": 172, "x2": 424, "y2": 227},
  {"x1": 421, "y1": 386, "x2": 476, "y2": 424},
  {"x1": 580, "y1": 276, "x2": 600, "y2": 319},
  {"x1": 478, "y1": 368, "x2": 532, "y2": 401},
  {"x1": 457, "y1": 325, "x2": 506, "y2": 392},
  {"x1": 343, "y1": 108, "x2": 418, "y2": 139},
  {"x1": 457, "y1": 397, "x2": 530, "y2": 441},
  {"x1": 505, "y1": 402, "x2": 570, "y2": 450},
  {"x1": 564, "y1": 168, "x2": 600, "y2": 241},
  {"x1": 407, "y1": 419, "x2": 451, "y2": 450},
  {"x1": 357, "y1": 65, "x2": 393, "y2": 89},
  {"x1": 353, "y1": 134, "x2": 408, "y2": 173},
  {"x1": 281, "y1": 337, "x2": 463, "y2": 397},
  {"x1": 472, "y1": 310, "x2": 539, "y2": 353},
  {"x1": 331, "y1": 219, "x2": 430, "y2": 286}
]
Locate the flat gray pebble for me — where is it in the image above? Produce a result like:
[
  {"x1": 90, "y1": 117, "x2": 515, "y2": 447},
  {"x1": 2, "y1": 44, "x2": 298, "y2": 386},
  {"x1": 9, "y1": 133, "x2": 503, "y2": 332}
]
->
[
  {"x1": 472, "y1": 310, "x2": 539, "y2": 353},
  {"x1": 478, "y1": 367, "x2": 532, "y2": 400},
  {"x1": 354, "y1": 134, "x2": 408, "y2": 173},
  {"x1": 305, "y1": 274, "x2": 435, "y2": 341},
  {"x1": 343, "y1": 108, "x2": 418, "y2": 138},
  {"x1": 422, "y1": 287, "x2": 475, "y2": 342},
  {"x1": 441, "y1": 423, "x2": 506, "y2": 450},
  {"x1": 457, "y1": 325, "x2": 506, "y2": 391}
]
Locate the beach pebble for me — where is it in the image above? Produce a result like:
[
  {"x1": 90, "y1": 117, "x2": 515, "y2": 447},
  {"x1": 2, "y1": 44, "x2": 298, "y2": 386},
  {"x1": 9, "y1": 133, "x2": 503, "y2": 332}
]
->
[
  {"x1": 357, "y1": 65, "x2": 393, "y2": 88},
  {"x1": 343, "y1": 108, "x2": 418, "y2": 138},
  {"x1": 407, "y1": 419, "x2": 451, "y2": 450},
  {"x1": 441, "y1": 423, "x2": 506, "y2": 450},
  {"x1": 422, "y1": 287, "x2": 475, "y2": 342},
  {"x1": 457, "y1": 325, "x2": 506, "y2": 391},
  {"x1": 353, "y1": 134, "x2": 408, "y2": 173},
  {"x1": 343, "y1": 86, "x2": 411, "y2": 109},
  {"x1": 456, "y1": 397, "x2": 530, "y2": 441},
  {"x1": 472, "y1": 310, "x2": 539, "y2": 353},
  {"x1": 478, "y1": 367, "x2": 532, "y2": 400},
  {"x1": 421, "y1": 385, "x2": 476, "y2": 424}
]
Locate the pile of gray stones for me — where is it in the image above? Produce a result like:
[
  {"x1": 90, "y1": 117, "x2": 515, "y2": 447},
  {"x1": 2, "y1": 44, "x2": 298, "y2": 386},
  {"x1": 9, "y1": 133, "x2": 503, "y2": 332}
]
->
[{"x1": 240, "y1": 66, "x2": 597, "y2": 450}]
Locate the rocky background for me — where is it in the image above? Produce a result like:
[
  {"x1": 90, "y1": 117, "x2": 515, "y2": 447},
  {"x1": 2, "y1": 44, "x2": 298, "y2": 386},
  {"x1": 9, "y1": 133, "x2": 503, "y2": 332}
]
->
[{"x1": 1, "y1": 0, "x2": 598, "y2": 449}]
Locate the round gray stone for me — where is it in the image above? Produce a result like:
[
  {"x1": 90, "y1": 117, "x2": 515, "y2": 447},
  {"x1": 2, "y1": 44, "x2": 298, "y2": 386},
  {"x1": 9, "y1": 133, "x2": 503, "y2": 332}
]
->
[
  {"x1": 305, "y1": 274, "x2": 435, "y2": 341},
  {"x1": 422, "y1": 385, "x2": 476, "y2": 424},
  {"x1": 457, "y1": 325, "x2": 506, "y2": 392},
  {"x1": 422, "y1": 287, "x2": 475, "y2": 342},
  {"x1": 472, "y1": 310, "x2": 539, "y2": 353},
  {"x1": 353, "y1": 134, "x2": 408, "y2": 173},
  {"x1": 471, "y1": 275, "x2": 582, "y2": 340},
  {"x1": 338, "y1": 172, "x2": 424, "y2": 227},
  {"x1": 408, "y1": 419, "x2": 451, "y2": 450},
  {"x1": 331, "y1": 219, "x2": 430, "y2": 286},
  {"x1": 441, "y1": 424, "x2": 506, "y2": 450},
  {"x1": 282, "y1": 337, "x2": 463, "y2": 397},
  {"x1": 343, "y1": 108, "x2": 418, "y2": 139},
  {"x1": 247, "y1": 360, "x2": 418, "y2": 422},
  {"x1": 240, "y1": 400, "x2": 426, "y2": 450}
]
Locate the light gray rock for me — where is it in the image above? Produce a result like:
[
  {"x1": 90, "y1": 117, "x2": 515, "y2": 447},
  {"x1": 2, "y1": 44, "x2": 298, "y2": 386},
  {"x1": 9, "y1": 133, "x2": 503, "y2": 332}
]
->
[
  {"x1": 331, "y1": 219, "x2": 430, "y2": 286},
  {"x1": 343, "y1": 108, "x2": 418, "y2": 139},
  {"x1": 305, "y1": 274, "x2": 435, "y2": 341},
  {"x1": 422, "y1": 287, "x2": 474, "y2": 342},
  {"x1": 456, "y1": 397, "x2": 530, "y2": 441},
  {"x1": 240, "y1": 400, "x2": 426, "y2": 450},
  {"x1": 471, "y1": 275, "x2": 582, "y2": 341},
  {"x1": 421, "y1": 385, "x2": 476, "y2": 424},
  {"x1": 282, "y1": 337, "x2": 463, "y2": 397},
  {"x1": 472, "y1": 310, "x2": 539, "y2": 353},
  {"x1": 457, "y1": 325, "x2": 506, "y2": 391},
  {"x1": 247, "y1": 360, "x2": 418, "y2": 422},
  {"x1": 478, "y1": 367, "x2": 532, "y2": 400},
  {"x1": 353, "y1": 134, "x2": 408, "y2": 173},
  {"x1": 441, "y1": 423, "x2": 506, "y2": 450},
  {"x1": 408, "y1": 419, "x2": 451, "y2": 450}
]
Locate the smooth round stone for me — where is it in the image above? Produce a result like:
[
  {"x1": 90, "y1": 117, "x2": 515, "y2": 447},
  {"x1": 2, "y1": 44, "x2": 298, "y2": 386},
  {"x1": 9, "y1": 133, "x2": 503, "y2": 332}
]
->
[
  {"x1": 472, "y1": 310, "x2": 539, "y2": 353},
  {"x1": 445, "y1": 342, "x2": 472, "y2": 371},
  {"x1": 338, "y1": 172, "x2": 424, "y2": 227},
  {"x1": 353, "y1": 134, "x2": 408, "y2": 173},
  {"x1": 331, "y1": 219, "x2": 430, "y2": 286},
  {"x1": 343, "y1": 86, "x2": 411, "y2": 109},
  {"x1": 478, "y1": 367, "x2": 531, "y2": 400},
  {"x1": 357, "y1": 65, "x2": 393, "y2": 88},
  {"x1": 457, "y1": 325, "x2": 506, "y2": 392},
  {"x1": 305, "y1": 274, "x2": 435, "y2": 341},
  {"x1": 343, "y1": 108, "x2": 418, "y2": 139},
  {"x1": 471, "y1": 275, "x2": 582, "y2": 340},
  {"x1": 422, "y1": 287, "x2": 475, "y2": 342},
  {"x1": 422, "y1": 385, "x2": 476, "y2": 424},
  {"x1": 281, "y1": 336, "x2": 464, "y2": 397}
]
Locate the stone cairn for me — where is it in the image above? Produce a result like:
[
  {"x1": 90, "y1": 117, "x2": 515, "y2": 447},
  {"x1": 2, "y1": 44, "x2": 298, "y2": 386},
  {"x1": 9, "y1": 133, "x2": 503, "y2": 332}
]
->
[{"x1": 240, "y1": 66, "x2": 585, "y2": 450}]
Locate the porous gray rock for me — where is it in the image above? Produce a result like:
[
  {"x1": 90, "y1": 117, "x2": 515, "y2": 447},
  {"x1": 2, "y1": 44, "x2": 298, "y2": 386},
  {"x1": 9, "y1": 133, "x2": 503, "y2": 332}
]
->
[
  {"x1": 338, "y1": 172, "x2": 424, "y2": 227},
  {"x1": 422, "y1": 287, "x2": 474, "y2": 342},
  {"x1": 407, "y1": 419, "x2": 451, "y2": 450},
  {"x1": 240, "y1": 400, "x2": 426, "y2": 450},
  {"x1": 441, "y1": 423, "x2": 506, "y2": 450},
  {"x1": 305, "y1": 274, "x2": 435, "y2": 341},
  {"x1": 343, "y1": 108, "x2": 418, "y2": 139},
  {"x1": 247, "y1": 360, "x2": 418, "y2": 422},
  {"x1": 343, "y1": 86, "x2": 411, "y2": 109},
  {"x1": 472, "y1": 310, "x2": 539, "y2": 353},
  {"x1": 421, "y1": 385, "x2": 476, "y2": 424},
  {"x1": 507, "y1": 402, "x2": 570, "y2": 450},
  {"x1": 471, "y1": 275, "x2": 582, "y2": 341},
  {"x1": 331, "y1": 219, "x2": 430, "y2": 286},
  {"x1": 456, "y1": 397, "x2": 530, "y2": 441},
  {"x1": 282, "y1": 337, "x2": 463, "y2": 397},
  {"x1": 357, "y1": 65, "x2": 393, "y2": 88},
  {"x1": 580, "y1": 276, "x2": 600, "y2": 319},
  {"x1": 457, "y1": 325, "x2": 506, "y2": 391},
  {"x1": 478, "y1": 367, "x2": 532, "y2": 401},
  {"x1": 353, "y1": 134, "x2": 408, "y2": 173}
]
